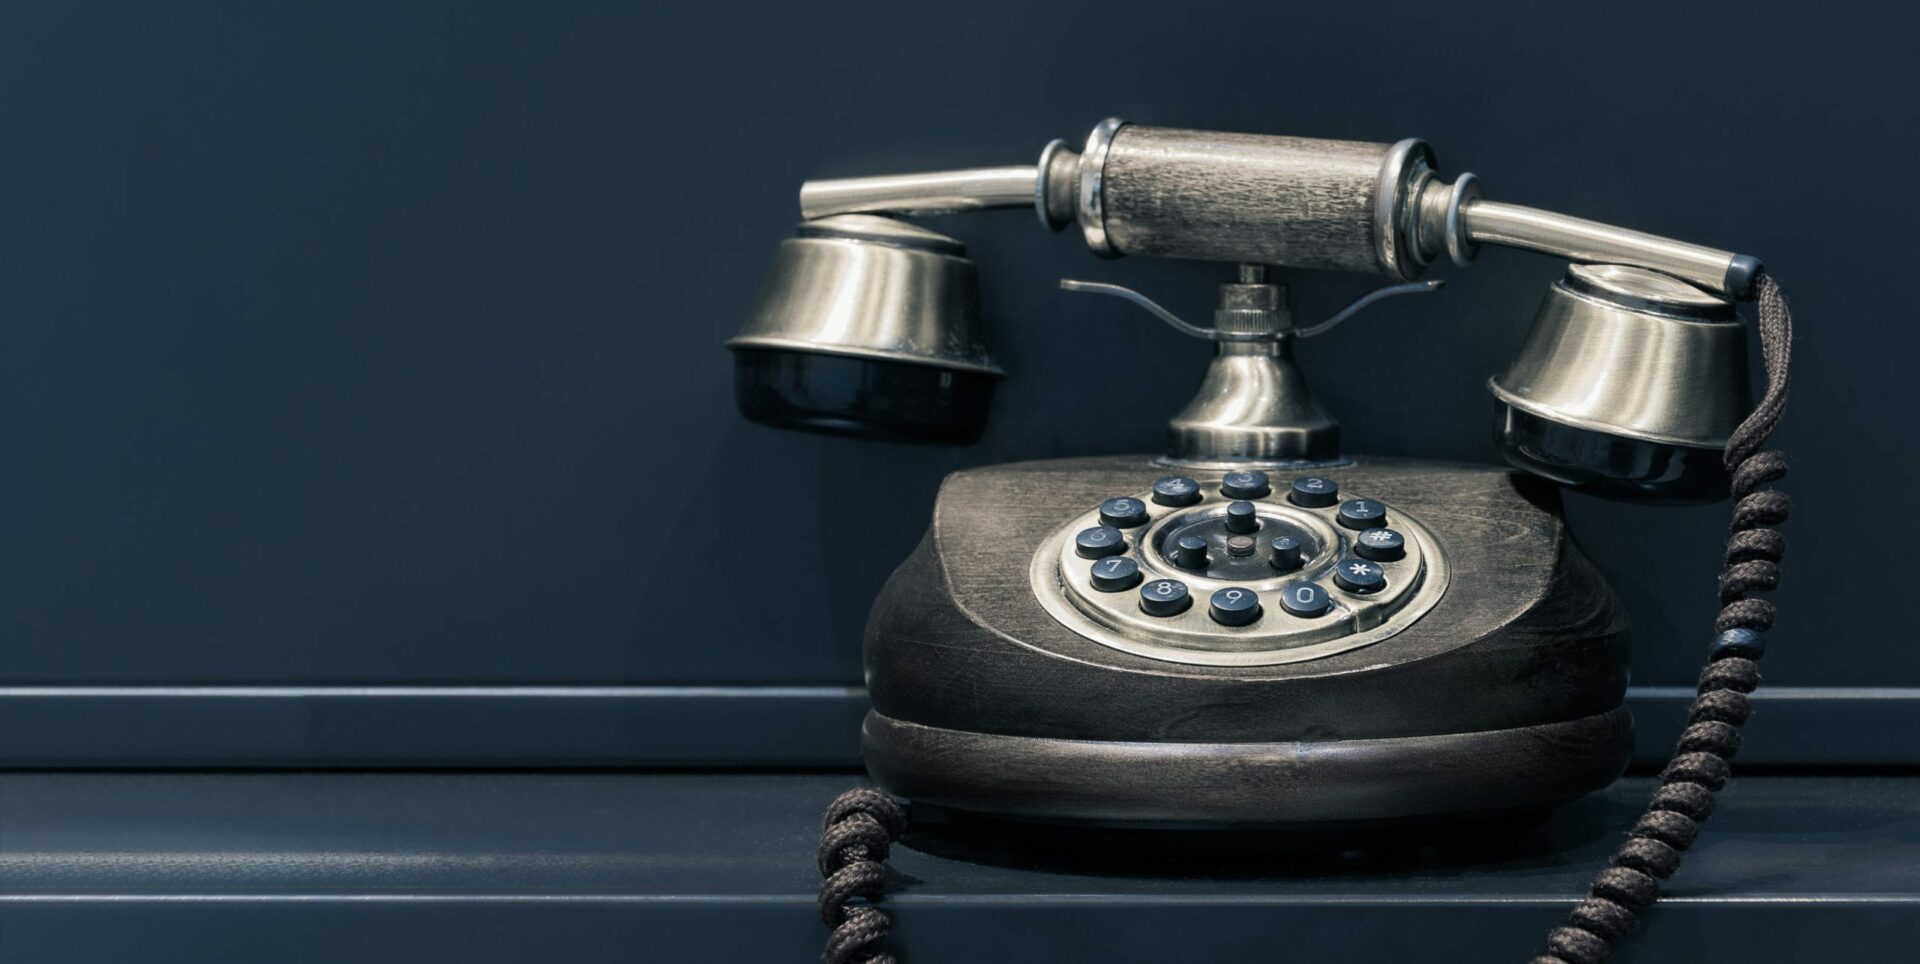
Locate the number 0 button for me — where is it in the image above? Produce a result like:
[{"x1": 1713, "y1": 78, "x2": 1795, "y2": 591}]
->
[
  {"x1": 1279, "y1": 582, "x2": 1332, "y2": 618},
  {"x1": 1139, "y1": 579, "x2": 1192, "y2": 616}
]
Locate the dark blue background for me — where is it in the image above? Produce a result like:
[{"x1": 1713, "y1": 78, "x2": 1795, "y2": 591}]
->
[{"x1": 0, "y1": 0, "x2": 1905, "y2": 688}]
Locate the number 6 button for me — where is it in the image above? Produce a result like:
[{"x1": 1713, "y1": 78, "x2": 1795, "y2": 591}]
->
[{"x1": 1279, "y1": 581, "x2": 1332, "y2": 617}]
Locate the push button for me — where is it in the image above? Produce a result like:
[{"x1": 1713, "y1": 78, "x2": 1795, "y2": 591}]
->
[
  {"x1": 1152, "y1": 476, "x2": 1202, "y2": 507},
  {"x1": 1220, "y1": 470, "x2": 1271, "y2": 499},
  {"x1": 1337, "y1": 498, "x2": 1388, "y2": 530},
  {"x1": 1208, "y1": 587, "x2": 1262, "y2": 626},
  {"x1": 1170, "y1": 534, "x2": 1209, "y2": 570},
  {"x1": 1225, "y1": 535, "x2": 1257, "y2": 558},
  {"x1": 1089, "y1": 556, "x2": 1143, "y2": 592},
  {"x1": 1139, "y1": 578, "x2": 1192, "y2": 616},
  {"x1": 1099, "y1": 496, "x2": 1150, "y2": 529},
  {"x1": 1288, "y1": 476, "x2": 1339, "y2": 508},
  {"x1": 1075, "y1": 526, "x2": 1127, "y2": 559},
  {"x1": 1354, "y1": 527, "x2": 1405, "y2": 561},
  {"x1": 1269, "y1": 536, "x2": 1305, "y2": 571},
  {"x1": 1332, "y1": 558, "x2": 1387, "y2": 593},
  {"x1": 1225, "y1": 500, "x2": 1260, "y2": 534},
  {"x1": 1278, "y1": 581, "x2": 1332, "y2": 617}
]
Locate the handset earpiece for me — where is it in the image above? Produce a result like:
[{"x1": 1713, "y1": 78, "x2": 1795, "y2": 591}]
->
[
  {"x1": 726, "y1": 214, "x2": 1003, "y2": 444},
  {"x1": 1490, "y1": 263, "x2": 1754, "y2": 504}
]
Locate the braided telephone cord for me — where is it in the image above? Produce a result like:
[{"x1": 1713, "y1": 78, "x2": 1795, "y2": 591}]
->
[
  {"x1": 1531, "y1": 272, "x2": 1793, "y2": 964},
  {"x1": 818, "y1": 787, "x2": 908, "y2": 964}
]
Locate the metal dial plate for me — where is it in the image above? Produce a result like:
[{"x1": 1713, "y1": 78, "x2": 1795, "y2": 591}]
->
[{"x1": 1030, "y1": 479, "x2": 1449, "y2": 666}]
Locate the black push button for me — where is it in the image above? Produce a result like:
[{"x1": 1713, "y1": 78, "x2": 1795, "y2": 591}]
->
[
  {"x1": 1152, "y1": 476, "x2": 1202, "y2": 507},
  {"x1": 1075, "y1": 526, "x2": 1126, "y2": 559},
  {"x1": 1278, "y1": 581, "x2": 1332, "y2": 617},
  {"x1": 1089, "y1": 556, "x2": 1143, "y2": 592},
  {"x1": 1099, "y1": 496, "x2": 1150, "y2": 529},
  {"x1": 1220, "y1": 470, "x2": 1271, "y2": 499},
  {"x1": 1208, "y1": 587, "x2": 1262, "y2": 626},
  {"x1": 1332, "y1": 557, "x2": 1387, "y2": 593},
  {"x1": 1288, "y1": 476, "x2": 1339, "y2": 507},
  {"x1": 1269, "y1": 536, "x2": 1305, "y2": 571},
  {"x1": 1337, "y1": 498, "x2": 1388, "y2": 530},
  {"x1": 1354, "y1": 527, "x2": 1405, "y2": 561},
  {"x1": 1225, "y1": 500, "x2": 1260, "y2": 534},
  {"x1": 1170, "y1": 534, "x2": 1209, "y2": 570},
  {"x1": 1139, "y1": 578, "x2": 1192, "y2": 616}
]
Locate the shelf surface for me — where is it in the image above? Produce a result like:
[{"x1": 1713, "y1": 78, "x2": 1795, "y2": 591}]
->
[
  {"x1": 3, "y1": 685, "x2": 1917, "y2": 768},
  {"x1": 0, "y1": 772, "x2": 1915, "y2": 962}
]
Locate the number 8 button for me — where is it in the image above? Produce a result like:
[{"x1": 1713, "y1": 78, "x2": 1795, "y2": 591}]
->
[{"x1": 1139, "y1": 579, "x2": 1192, "y2": 616}]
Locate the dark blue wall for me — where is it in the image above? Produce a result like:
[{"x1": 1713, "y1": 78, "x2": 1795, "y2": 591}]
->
[{"x1": 0, "y1": 0, "x2": 1904, "y2": 689}]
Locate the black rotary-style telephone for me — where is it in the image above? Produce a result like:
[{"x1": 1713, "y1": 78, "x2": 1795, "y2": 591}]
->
[{"x1": 726, "y1": 119, "x2": 1794, "y2": 964}]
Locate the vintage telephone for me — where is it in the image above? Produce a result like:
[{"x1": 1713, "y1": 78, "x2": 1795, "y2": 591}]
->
[{"x1": 726, "y1": 119, "x2": 1794, "y2": 963}]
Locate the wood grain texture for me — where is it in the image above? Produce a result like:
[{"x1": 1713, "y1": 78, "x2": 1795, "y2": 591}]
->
[
  {"x1": 865, "y1": 456, "x2": 1629, "y2": 744},
  {"x1": 1102, "y1": 126, "x2": 1390, "y2": 272}
]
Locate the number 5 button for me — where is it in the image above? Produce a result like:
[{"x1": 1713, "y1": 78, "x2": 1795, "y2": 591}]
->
[{"x1": 1279, "y1": 582, "x2": 1332, "y2": 617}]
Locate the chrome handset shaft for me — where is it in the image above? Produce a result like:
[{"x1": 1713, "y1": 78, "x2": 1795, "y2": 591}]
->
[
  {"x1": 1459, "y1": 200, "x2": 1752, "y2": 300},
  {"x1": 798, "y1": 166, "x2": 1039, "y2": 220}
]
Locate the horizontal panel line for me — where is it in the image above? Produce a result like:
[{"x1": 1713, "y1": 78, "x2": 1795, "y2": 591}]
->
[
  {"x1": 0, "y1": 685, "x2": 1913, "y2": 767},
  {"x1": 0, "y1": 685, "x2": 1913, "y2": 700},
  {"x1": 0, "y1": 893, "x2": 1915, "y2": 905},
  {"x1": 0, "y1": 685, "x2": 865, "y2": 698},
  {"x1": 1632, "y1": 686, "x2": 1920, "y2": 701},
  {"x1": 0, "y1": 685, "x2": 1912, "y2": 699}
]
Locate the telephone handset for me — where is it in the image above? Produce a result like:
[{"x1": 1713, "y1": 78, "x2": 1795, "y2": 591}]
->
[{"x1": 728, "y1": 119, "x2": 1794, "y2": 963}]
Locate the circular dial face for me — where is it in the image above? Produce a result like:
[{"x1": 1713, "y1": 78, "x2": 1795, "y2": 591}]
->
[{"x1": 1030, "y1": 473, "x2": 1449, "y2": 666}]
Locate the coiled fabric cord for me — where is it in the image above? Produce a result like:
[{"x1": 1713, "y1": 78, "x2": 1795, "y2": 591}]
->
[
  {"x1": 816, "y1": 275, "x2": 1794, "y2": 964},
  {"x1": 1531, "y1": 271, "x2": 1794, "y2": 964},
  {"x1": 818, "y1": 787, "x2": 907, "y2": 964}
]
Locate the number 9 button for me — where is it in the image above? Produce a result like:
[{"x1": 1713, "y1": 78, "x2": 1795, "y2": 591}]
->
[{"x1": 1208, "y1": 587, "x2": 1262, "y2": 626}]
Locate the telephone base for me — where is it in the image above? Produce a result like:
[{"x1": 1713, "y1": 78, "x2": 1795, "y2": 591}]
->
[
  {"x1": 863, "y1": 455, "x2": 1632, "y2": 827},
  {"x1": 864, "y1": 706, "x2": 1631, "y2": 827}
]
